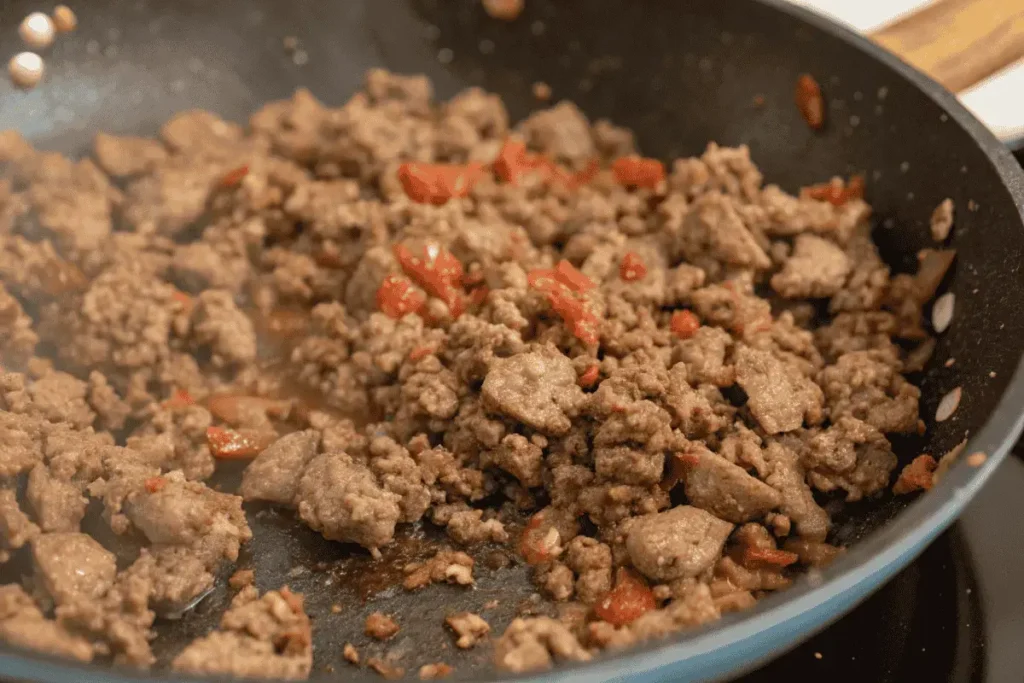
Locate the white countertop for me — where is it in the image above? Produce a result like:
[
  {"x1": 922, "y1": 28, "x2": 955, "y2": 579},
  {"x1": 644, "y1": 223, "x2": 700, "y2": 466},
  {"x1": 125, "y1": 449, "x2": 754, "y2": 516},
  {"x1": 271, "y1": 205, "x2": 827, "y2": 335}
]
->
[{"x1": 791, "y1": 0, "x2": 1024, "y2": 141}]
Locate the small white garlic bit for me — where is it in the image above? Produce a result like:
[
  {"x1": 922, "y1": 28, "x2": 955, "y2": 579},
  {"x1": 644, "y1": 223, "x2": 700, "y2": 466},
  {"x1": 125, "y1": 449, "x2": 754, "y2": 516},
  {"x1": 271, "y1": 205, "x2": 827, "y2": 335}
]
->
[
  {"x1": 932, "y1": 292, "x2": 955, "y2": 333},
  {"x1": 9, "y1": 52, "x2": 45, "y2": 89},
  {"x1": 19, "y1": 12, "x2": 56, "y2": 50},
  {"x1": 935, "y1": 386, "x2": 962, "y2": 423}
]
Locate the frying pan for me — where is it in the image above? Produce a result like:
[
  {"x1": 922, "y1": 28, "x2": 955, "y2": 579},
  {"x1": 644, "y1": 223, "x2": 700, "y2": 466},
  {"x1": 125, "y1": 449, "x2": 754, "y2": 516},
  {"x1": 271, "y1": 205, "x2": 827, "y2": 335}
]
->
[{"x1": 1, "y1": 0, "x2": 1023, "y2": 681}]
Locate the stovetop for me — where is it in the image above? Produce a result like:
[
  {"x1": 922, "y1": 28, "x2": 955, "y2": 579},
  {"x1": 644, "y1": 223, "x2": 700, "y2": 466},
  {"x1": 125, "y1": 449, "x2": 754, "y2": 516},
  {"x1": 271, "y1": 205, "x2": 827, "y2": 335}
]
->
[{"x1": 733, "y1": 450, "x2": 1024, "y2": 683}]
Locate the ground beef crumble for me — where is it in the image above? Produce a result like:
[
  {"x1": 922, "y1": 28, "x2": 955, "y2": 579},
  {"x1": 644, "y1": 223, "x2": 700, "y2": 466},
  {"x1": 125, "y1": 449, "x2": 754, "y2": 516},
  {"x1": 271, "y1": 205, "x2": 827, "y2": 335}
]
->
[{"x1": 0, "y1": 68, "x2": 942, "y2": 676}]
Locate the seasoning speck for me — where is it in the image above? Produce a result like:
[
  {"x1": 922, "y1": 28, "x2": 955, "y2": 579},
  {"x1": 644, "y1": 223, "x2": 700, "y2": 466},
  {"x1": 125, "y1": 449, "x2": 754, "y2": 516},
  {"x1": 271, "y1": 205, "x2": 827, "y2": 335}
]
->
[
  {"x1": 482, "y1": 0, "x2": 524, "y2": 21},
  {"x1": 967, "y1": 452, "x2": 987, "y2": 467},
  {"x1": 814, "y1": 652, "x2": 823, "y2": 660},
  {"x1": 989, "y1": 371, "x2": 996, "y2": 378},
  {"x1": 292, "y1": 49, "x2": 309, "y2": 66},
  {"x1": 931, "y1": 292, "x2": 954, "y2": 333},
  {"x1": 53, "y1": 5, "x2": 77, "y2": 33},
  {"x1": 19, "y1": 12, "x2": 56, "y2": 50},
  {"x1": 935, "y1": 386, "x2": 962, "y2": 422},
  {"x1": 532, "y1": 81, "x2": 552, "y2": 101},
  {"x1": 944, "y1": 357, "x2": 955, "y2": 368},
  {"x1": 9, "y1": 52, "x2": 44, "y2": 89}
]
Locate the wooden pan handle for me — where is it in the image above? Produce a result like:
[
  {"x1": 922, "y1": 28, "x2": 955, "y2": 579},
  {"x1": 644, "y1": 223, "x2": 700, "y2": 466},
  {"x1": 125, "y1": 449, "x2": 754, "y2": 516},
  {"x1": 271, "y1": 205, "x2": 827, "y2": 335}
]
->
[{"x1": 870, "y1": 0, "x2": 1024, "y2": 93}]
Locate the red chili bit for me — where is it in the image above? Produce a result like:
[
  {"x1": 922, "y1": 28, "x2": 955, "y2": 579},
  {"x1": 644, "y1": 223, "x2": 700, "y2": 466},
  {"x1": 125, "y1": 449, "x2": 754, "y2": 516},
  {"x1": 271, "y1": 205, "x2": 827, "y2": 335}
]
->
[
  {"x1": 593, "y1": 568, "x2": 656, "y2": 626},
  {"x1": 162, "y1": 388, "x2": 195, "y2": 411},
  {"x1": 206, "y1": 426, "x2": 273, "y2": 459},
  {"x1": 171, "y1": 290, "x2": 193, "y2": 308},
  {"x1": 553, "y1": 260, "x2": 594, "y2": 292},
  {"x1": 802, "y1": 174, "x2": 865, "y2": 206},
  {"x1": 408, "y1": 345, "x2": 435, "y2": 362},
  {"x1": 393, "y1": 243, "x2": 466, "y2": 317},
  {"x1": 493, "y1": 139, "x2": 532, "y2": 184},
  {"x1": 578, "y1": 364, "x2": 600, "y2": 388},
  {"x1": 219, "y1": 164, "x2": 249, "y2": 188},
  {"x1": 469, "y1": 285, "x2": 489, "y2": 307},
  {"x1": 144, "y1": 476, "x2": 166, "y2": 494},
  {"x1": 518, "y1": 512, "x2": 552, "y2": 565},
  {"x1": 397, "y1": 162, "x2": 485, "y2": 205},
  {"x1": 547, "y1": 289, "x2": 601, "y2": 345},
  {"x1": 670, "y1": 310, "x2": 701, "y2": 340},
  {"x1": 568, "y1": 158, "x2": 601, "y2": 188},
  {"x1": 743, "y1": 547, "x2": 800, "y2": 568},
  {"x1": 795, "y1": 74, "x2": 825, "y2": 130},
  {"x1": 619, "y1": 252, "x2": 647, "y2": 281},
  {"x1": 612, "y1": 156, "x2": 665, "y2": 189},
  {"x1": 376, "y1": 275, "x2": 426, "y2": 319}
]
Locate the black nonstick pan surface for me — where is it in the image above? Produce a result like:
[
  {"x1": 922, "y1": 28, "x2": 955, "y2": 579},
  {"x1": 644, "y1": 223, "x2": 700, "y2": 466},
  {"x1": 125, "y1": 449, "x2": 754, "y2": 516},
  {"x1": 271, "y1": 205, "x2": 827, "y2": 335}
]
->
[{"x1": 1, "y1": 1, "x2": 1023, "y2": 681}]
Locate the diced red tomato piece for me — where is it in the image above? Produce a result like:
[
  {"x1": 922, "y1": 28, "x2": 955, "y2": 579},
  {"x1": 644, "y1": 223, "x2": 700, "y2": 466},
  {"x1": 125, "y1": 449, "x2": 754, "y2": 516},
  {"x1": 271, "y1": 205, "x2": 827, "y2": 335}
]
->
[
  {"x1": 553, "y1": 260, "x2": 594, "y2": 292},
  {"x1": 578, "y1": 364, "x2": 600, "y2": 388},
  {"x1": 393, "y1": 243, "x2": 466, "y2": 317},
  {"x1": 163, "y1": 388, "x2": 194, "y2": 410},
  {"x1": 593, "y1": 568, "x2": 656, "y2": 626},
  {"x1": 376, "y1": 275, "x2": 426, "y2": 319},
  {"x1": 670, "y1": 310, "x2": 701, "y2": 339},
  {"x1": 397, "y1": 162, "x2": 485, "y2": 205},
  {"x1": 802, "y1": 174, "x2": 865, "y2": 206},
  {"x1": 795, "y1": 74, "x2": 825, "y2": 130},
  {"x1": 144, "y1": 476, "x2": 166, "y2": 493},
  {"x1": 619, "y1": 252, "x2": 647, "y2": 281},
  {"x1": 518, "y1": 512, "x2": 554, "y2": 565},
  {"x1": 612, "y1": 156, "x2": 665, "y2": 189},
  {"x1": 219, "y1": 164, "x2": 249, "y2": 188},
  {"x1": 407, "y1": 345, "x2": 435, "y2": 362},
  {"x1": 742, "y1": 547, "x2": 800, "y2": 568}
]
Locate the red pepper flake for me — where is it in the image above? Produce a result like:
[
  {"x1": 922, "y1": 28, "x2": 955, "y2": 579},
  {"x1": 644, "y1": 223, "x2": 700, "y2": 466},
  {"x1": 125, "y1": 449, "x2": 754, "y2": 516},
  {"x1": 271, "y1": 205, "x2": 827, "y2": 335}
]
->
[
  {"x1": 670, "y1": 310, "x2": 700, "y2": 340},
  {"x1": 612, "y1": 156, "x2": 665, "y2": 189},
  {"x1": 619, "y1": 252, "x2": 647, "y2": 281},
  {"x1": 893, "y1": 454, "x2": 938, "y2": 495},
  {"x1": 593, "y1": 568, "x2": 656, "y2": 626},
  {"x1": 144, "y1": 476, "x2": 166, "y2": 494},
  {"x1": 171, "y1": 290, "x2": 193, "y2": 308},
  {"x1": 206, "y1": 426, "x2": 274, "y2": 459},
  {"x1": 528, "y1": 264, "x2": 600, "y2": 346},
  {"x1": 219, "y1": 164, "x2": 249, "y2": 188},
  {"x1": 801, "y1": 174, "x2": 865, "y2": 206},
  {"x1": 553, "y1": 260, "x2": 594, "y2": 292},
  {"x1": 578, "y1": 364, "x2": 600, "y2": 388},
  {"x1": 795, "y1": 74, "x2": 825, "y2": 130},
  {"x1": 408, "y1": 345, "x2": 435, "y2": 362},
  {"x1": 376, "y1": 275, "x2": 426, "y2": 319},
  {"x1": 393, "y1": 243, "x2": 466, "y2": 318},
  {"x1": 163, "y1": 388, "x2": 194, "y2": 410},
  {"x1": 494, "y1": 139, "x2": 532, "y2": 185},
  {"x1": 742, "y1": 547, "x2": 800, "y2": 568},
  {"x1": 493, "y1": 138, "x2": 598, "y2": 190},
  {"x1": 397, "y1": 162, "x2": 485, "y2": 205},
  {"x1": 569, "y1": 158, "x2": 601, "y2": 188}
]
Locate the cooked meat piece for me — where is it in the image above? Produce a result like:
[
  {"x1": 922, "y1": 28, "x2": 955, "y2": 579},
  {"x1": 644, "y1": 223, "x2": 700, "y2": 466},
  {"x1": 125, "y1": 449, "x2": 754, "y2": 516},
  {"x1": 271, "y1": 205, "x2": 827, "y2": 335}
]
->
[
  {"x1": 0, "y1": 585, "x2": 93, "y2": 662},
  {"x1": 172, "y1": 587, "x2": 312, "y2": 680},
  {"x1": 0, "y1": 488, "x2": 40, "y2": 551},
  {"x1": 678, "y1": 193, "x2": 771, "y2": 274},
  {"x1": 2, "y1": 370, "x2": 94, "y2": 429},
  {"x1": 735, "y1": 345, "x2": 824, "y2": 434},
  {"x1": 493, "y1": 616, "x2": 590, "y2": 673},
  {"x1": 403, "y1": 549, "x2": 475, "y2": 590},
  {"x1": 365, "y1": 612, "x2": 400, "y2": 640},
  {"x1": 446, "y1": 611, "x2": 491, "y2": 649},
  {"x1": 240, "y1": 430, "x2": 319, "y2": 505},
  {"x1": 488, "y1": 433, "x2": 544, "y2": 487},
  {"x1": 481, "y1": 346, "x2": 585, "y2": 435},
  {"x1": 625, "y1": 506, "x2": 734, "y2": 581},
  {"x1": 418, "y1": 662, "x2": 454, "y2": 680},
  {"x1": 190, "y1": 290, "x2": 258, "y2": 368},
  {"x1": 818, "y1": 350, "x2": 920, "y2": 434},
  {"x1": 0, "y1": 282, "x2": 38, "y2": 364},
  {"x1": 565, "y1": 536, "x2": 613, "y2": 604},
  {"x1": 442, "y1": 508, "x2": 509, "y2": 545},
  {"x1": 770, "y1": 234, "x2": 852, "y2": 298},
  {"x1": 764, "y1": 443, "x2": 829, "y2": 542},
  {"x1": 125, "y1": 471, "x2": 251, "y2": 565},
  {"x1": 673, "y1": 326, "x2": 735, "y2": 387},
  {"x1": 229, "y1": 569, "x2": 256, "y2": 590},
  {"x1": 519, "y1": 101, "x2": 594, "y2": 165},
  {"x1": 93, "y1": 132, "x2": 168, "y2": 178},
  {"x1": 342, "y1": 642, "x2": 359, "y2": 664},
  {"x1": 123, "y1": 547, "x2": 214, "y2": 612},
  {"x1": 294, "y1": 452, "x2": 402, "y2": 549},
  {"x1": 26, "y1": 464, "x2": 87, "y2": 532},
  {"x1": 683, "y1": 449, "x2": 782, "y2": 523},
  {"x1": 32, "y1": 532, "x2": 117, "y2": 606}
]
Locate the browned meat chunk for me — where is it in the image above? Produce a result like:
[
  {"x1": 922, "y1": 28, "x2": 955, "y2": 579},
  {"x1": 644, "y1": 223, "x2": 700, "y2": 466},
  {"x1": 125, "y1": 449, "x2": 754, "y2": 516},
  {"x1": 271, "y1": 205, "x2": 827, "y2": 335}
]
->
[
  {"x1": 365, "y1": 612, "x2": 400, "y2": 640},
  {"x1": 493, "y1": 616, "x2": 590, "y2": 673},
  {"x1": 771, "y1": 234, "x2": 852, "y2": 298},
  {"x1": 240, "y1": 430, "x2": 319, "y2": 505},
  {"x1": 0, "y1": 489, "x2": 39, "y2": 551},
  {"x1": 403, "y1": 549, "x2": 475, "y2": 590},
  {"x1": 93, "y1": 132, "x2": 168, "y2": 178},
  {"x1": 0, "y1": 585, "x2": 93, "y2": 662},
  {"x1": 625, "y1": 506, "x2": 733, "y2": 581},
  {"x1": 294, "y1": 452, "x2": 402, "y2": 549},
  {"x1": 172, "y1": 586, "x2": 312, "y2": 680},
  {"x1": 764, "y1": 443, "x2": 829, "y2": 542},
  {"x1": 481, "y1": 346, "x2": 584, "y2": 435},
  {"x1": 683, "y1": 449, "x2": 782, "y2": 523},
  {"x1": 190, "y1": 290, "x2": 258, "y2": 368},
  {"x1": 26, "y1": 464, "x2": 87, "y2": 532},
  {"x1": 32, "y1": 532, "x2": 117, "y2": 606},
  {"x1": 447, "y1": 611, "x2": 491, "y2": 649},
  {"x1": 817, "y1": 350, "x2": 920, "y2": 433},
  {"x1": 678, "y1": 193, "x2": 771, "y2": 274},
  {"x1": 735, "y1": 345, "x2": 823, "y2": 434}
]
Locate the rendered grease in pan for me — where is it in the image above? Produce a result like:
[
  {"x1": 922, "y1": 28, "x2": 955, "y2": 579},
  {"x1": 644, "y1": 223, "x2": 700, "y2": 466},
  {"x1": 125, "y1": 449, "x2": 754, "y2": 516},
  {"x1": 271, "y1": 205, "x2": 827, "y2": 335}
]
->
[{"x1": 0, "y1": 66, "x2": 957, "y2": 678}]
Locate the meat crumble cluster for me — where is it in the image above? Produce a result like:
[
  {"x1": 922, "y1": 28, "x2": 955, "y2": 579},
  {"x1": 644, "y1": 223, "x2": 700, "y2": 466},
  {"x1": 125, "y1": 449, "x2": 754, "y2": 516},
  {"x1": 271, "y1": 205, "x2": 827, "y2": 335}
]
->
[{"x1": 0, "y1": 69, "x2": 954, "y2": 677}]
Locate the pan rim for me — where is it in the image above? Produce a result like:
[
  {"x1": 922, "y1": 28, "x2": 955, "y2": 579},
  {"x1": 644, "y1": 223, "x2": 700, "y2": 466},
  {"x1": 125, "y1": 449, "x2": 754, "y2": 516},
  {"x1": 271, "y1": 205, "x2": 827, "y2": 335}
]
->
[{"x1": 2, "y1": 0, "x2": 1024, "y2": 682}]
